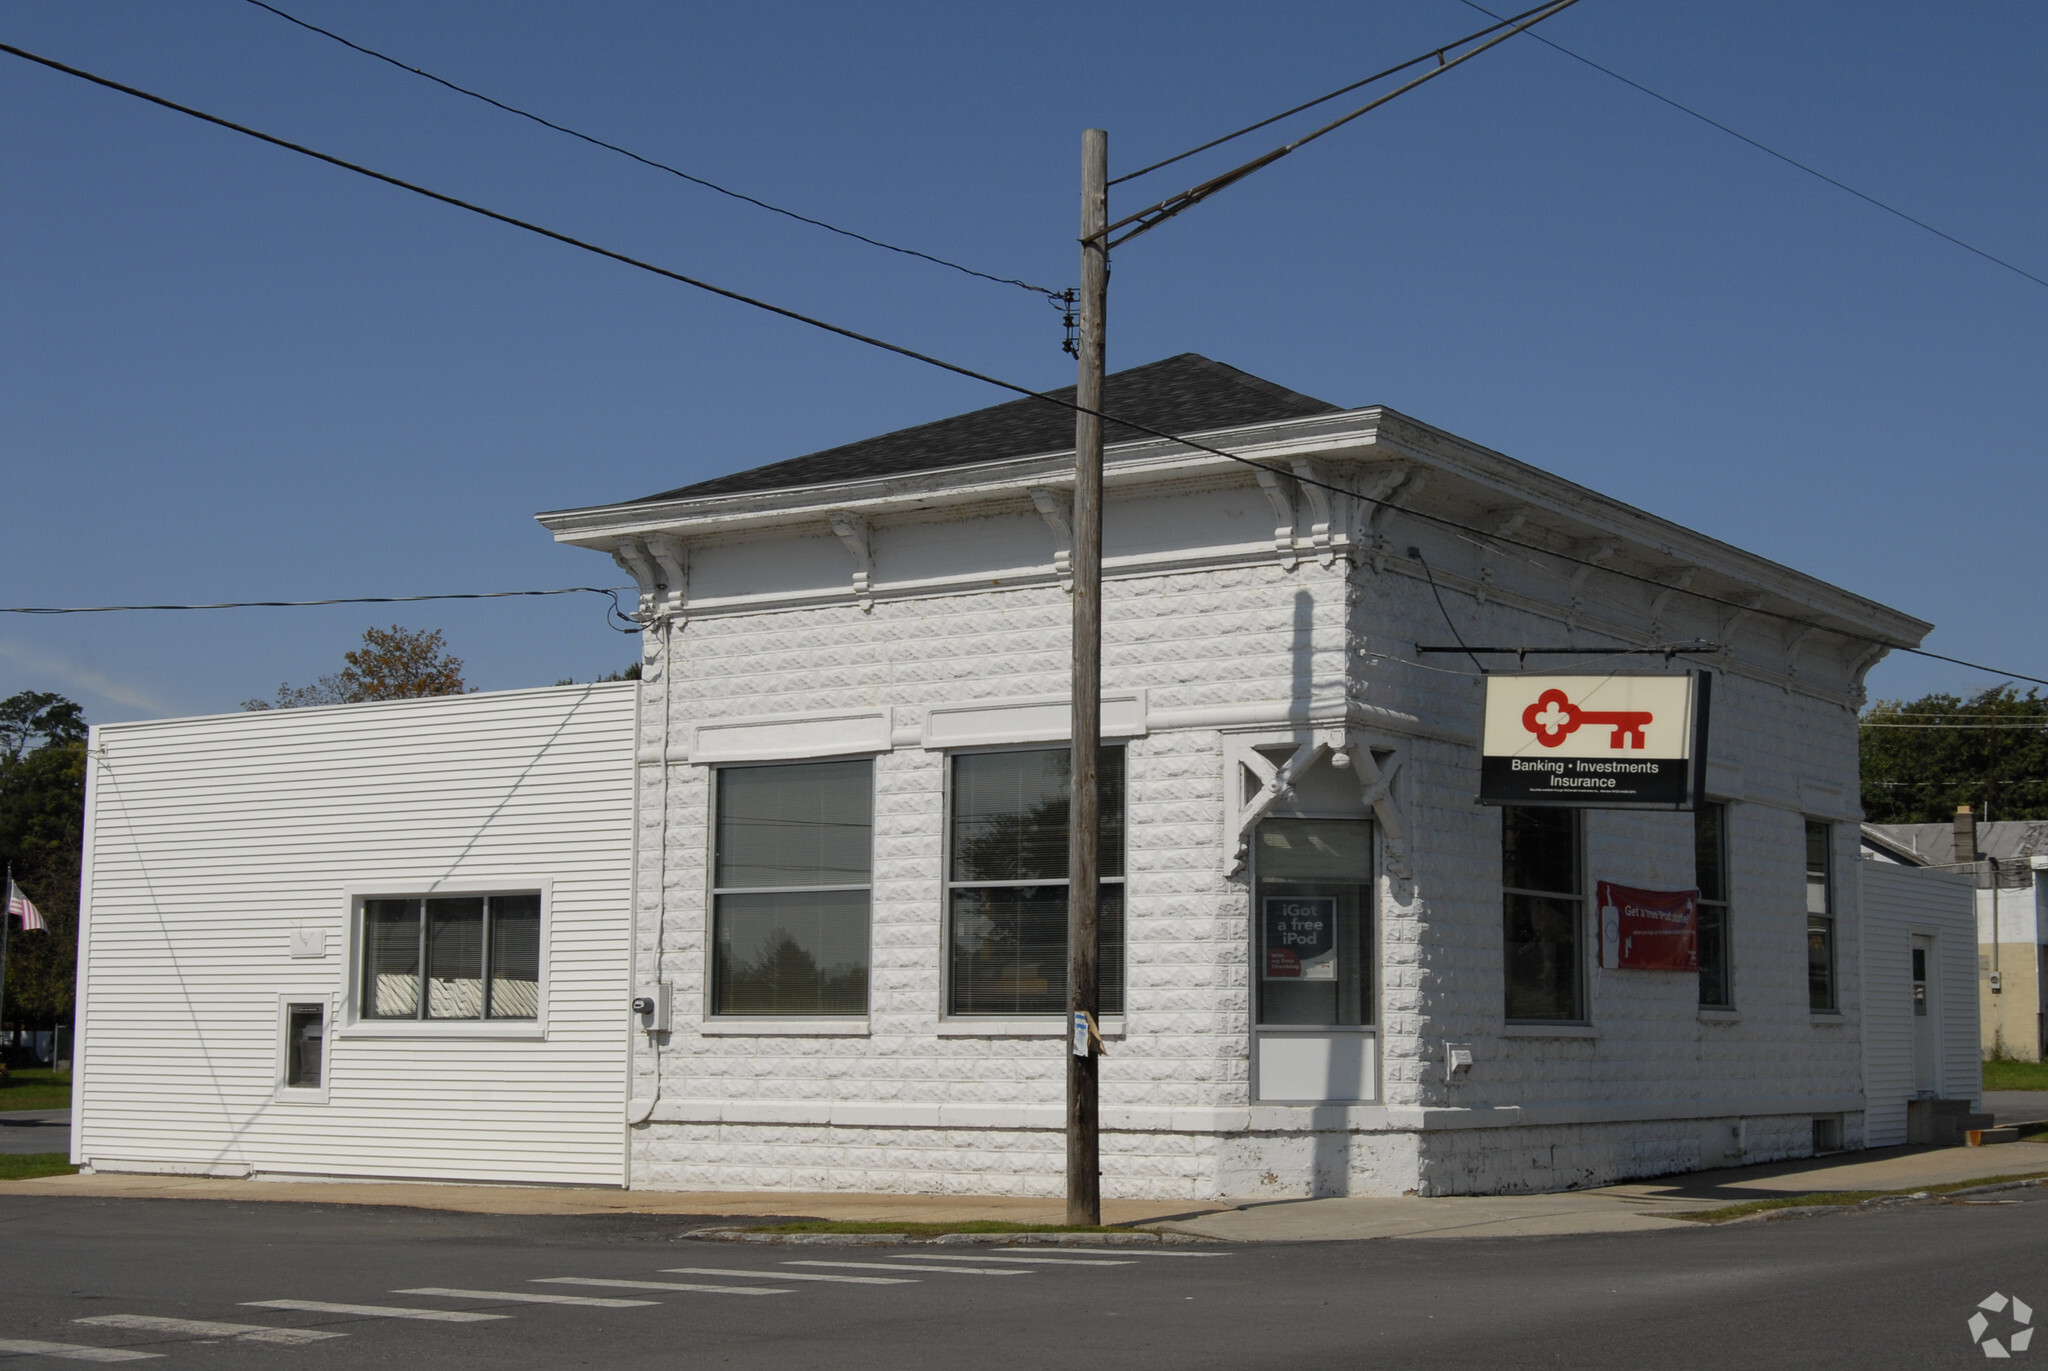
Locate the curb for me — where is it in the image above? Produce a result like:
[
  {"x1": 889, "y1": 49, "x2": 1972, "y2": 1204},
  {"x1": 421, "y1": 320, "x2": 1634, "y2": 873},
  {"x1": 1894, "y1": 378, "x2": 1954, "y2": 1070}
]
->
[{"x1": 684, "y1": 1227, "x2": 1221, "y2": 1246}]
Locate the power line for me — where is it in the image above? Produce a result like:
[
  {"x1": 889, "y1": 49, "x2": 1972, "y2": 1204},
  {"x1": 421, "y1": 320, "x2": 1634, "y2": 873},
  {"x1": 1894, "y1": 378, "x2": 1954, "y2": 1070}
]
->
[
  {"x1": 0, "y1": 587, "x2": 627, "y2": 614},
  {"x1": 1108, "y1": 1, "x2": 1560, "y2": 188},
  {"x1": 239, "y1": 0, "x2": 1065, "y2": 302},
  {"x1": 1101, "y1": 0, "x2": 1583, "y2": 249},
  {"x1": 1454, "y1": 0, "x2": 2048, "y2": 294},
  {"x1": 1861, "y1": 723, "x2": 2048, "y2": 731},
  {"x1": 10, "y1": 41, "x2": 2047, "y2": 693}
]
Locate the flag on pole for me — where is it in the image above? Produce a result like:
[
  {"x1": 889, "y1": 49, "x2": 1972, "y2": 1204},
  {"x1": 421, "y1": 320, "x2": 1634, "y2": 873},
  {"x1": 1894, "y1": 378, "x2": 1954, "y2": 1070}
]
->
[{"x1": 5, "y1": 883, "x2": 44, "y2": 933}]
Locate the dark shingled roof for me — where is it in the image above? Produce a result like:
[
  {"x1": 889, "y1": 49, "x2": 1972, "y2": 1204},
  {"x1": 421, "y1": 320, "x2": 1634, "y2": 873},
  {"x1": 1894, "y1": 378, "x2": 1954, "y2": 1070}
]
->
[{"x1": 633, "y1": 353, "x2": 1342, "y2": 503}]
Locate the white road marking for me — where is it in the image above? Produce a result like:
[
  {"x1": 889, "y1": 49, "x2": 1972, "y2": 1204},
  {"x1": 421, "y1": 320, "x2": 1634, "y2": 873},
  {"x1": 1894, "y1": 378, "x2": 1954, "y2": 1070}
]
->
[
  {"x1": 785, "y1": 1260, "x2": 1028, "y2": 1277},
  {"x1": 0, "y1": 1340, "x2": 161, "y2": 1363},
  {"x1": 659, "y1": 1267, "x2": 917, "y2": 1287},
  {"x1": 891, "y1": 1253, "x2": 1135, "y2": 1267},
  {"x1": 242, "y1": 1299, "x2": 507, "y2": 1323},
  {"x1": 534, "y1": 1278, "x2": 791, "y2": 1296},
  {"x1": 396, "y1": 1287, "x2": 655, "y2": 1308},
  {"x1": 77, "y1": 1314, "x2": 343, "y2": 1345},
  {"x1": 993, "y1": 1248, "x2": 1230, "y2": 1258}
]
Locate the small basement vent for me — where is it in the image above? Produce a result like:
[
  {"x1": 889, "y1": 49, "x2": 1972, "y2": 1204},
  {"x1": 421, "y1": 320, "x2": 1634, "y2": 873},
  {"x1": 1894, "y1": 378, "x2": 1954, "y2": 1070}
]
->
[{"x1": 1812, "y1": 1116, "x2": 1843, "y2": 1154}]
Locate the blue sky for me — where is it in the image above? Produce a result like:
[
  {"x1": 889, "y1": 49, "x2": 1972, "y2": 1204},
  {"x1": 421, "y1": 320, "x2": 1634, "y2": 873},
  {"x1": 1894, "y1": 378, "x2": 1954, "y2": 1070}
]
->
[{"x1": 3, "y1": 1, "x2": 2043, "y2": 722}]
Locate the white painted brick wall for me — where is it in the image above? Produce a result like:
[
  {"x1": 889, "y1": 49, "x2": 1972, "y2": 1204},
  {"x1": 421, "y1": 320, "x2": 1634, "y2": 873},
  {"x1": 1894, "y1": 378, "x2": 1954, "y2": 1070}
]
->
[{"x1": 628, "y1": 534, "x2": 1875, "y2": 1198}]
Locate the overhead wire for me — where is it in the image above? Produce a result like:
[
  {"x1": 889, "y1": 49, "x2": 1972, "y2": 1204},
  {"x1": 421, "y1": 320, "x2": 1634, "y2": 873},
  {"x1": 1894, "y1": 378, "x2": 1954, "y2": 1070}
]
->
[
  {"x1": 9, "y1": 41, "x2": 2047, "y2": 692},
  {"x1": 1454, "y1": 0, "x2": 2048, "y2": 293},
  {"x1": 1099, "y1": 0, "x2": 1583, "y2": 248},
  {"x1": 239, "y1": 0, "x2": 1065, "y2": 301},
  {"x1": 1108, "y1": 0, "x2": 1560, "y2": 187},
  {"x1": 0, "y1": 587, "x2": 643, "y2": 632}
]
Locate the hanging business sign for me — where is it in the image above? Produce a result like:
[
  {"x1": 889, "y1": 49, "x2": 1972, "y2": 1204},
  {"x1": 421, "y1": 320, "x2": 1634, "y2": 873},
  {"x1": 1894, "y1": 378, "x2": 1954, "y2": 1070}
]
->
[
  {"x1": 1597, "y1": 881, "x2": 1699, "y2": 971},
  {"x1": 1263, "y1": 896, "x2": 1337, "y2": 980},
  {"x1": 1478, "y1": 671, "x2": 1709, "y2": 809}
]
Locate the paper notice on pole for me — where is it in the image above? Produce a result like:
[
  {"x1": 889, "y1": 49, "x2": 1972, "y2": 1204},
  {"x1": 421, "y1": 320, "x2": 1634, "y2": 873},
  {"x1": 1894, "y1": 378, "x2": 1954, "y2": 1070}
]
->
[{"x1": 1073, "y1": 1011, "x2": 1090, "y2": 1058}]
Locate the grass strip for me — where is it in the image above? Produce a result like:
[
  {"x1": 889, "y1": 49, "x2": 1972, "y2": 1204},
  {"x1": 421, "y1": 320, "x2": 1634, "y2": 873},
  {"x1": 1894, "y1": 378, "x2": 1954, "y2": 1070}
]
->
[
  {"x1": 740, "y1": 1220, "x2": 1132, "y2": 1236},
  {"x1": 0, "y1": 1067, "x2": 72, "y2": 1113},
  {"x1": 1982, "y1": 1061, "x2": 2048, "y2": 1091},
  {"x1": 0, "y1": 1153, "x2": 77, "y2": 1181},
  {"x1": 1676, "y1": 1170, "x2": 2048, "y2": 1224}
]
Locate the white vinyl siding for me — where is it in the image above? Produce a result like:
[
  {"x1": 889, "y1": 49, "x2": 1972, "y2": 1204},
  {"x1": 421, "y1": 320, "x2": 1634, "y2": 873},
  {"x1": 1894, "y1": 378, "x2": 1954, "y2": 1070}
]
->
[
  {"x1": 1859, "y1": 862, "x2": 1979, "y2": 1146},
  {"x1": 75, "y1": 683, "x2": 635, "y2": 1185}
]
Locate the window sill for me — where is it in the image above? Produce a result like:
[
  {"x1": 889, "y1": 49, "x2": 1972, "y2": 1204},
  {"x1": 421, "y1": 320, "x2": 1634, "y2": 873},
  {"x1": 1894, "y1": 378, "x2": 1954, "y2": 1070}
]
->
[
  {"x1": 1255, "y1": 1024, "x2": 1377, "y2": 1035},
  {"x1": 700, "y1": 1018, "x2": 871, "y2": 1037},
  {"x1": 1503, "y1": 1023, "x2": 1597, "y2": 1039},
  {"x1": 341, "y1": 1021, "x2": 545, "y2": 1041},
  {"x1": 936, "y1": 1017, "x2": 1126, "y2": 1038},
  {"x1": 1810, "y1": 1011, "x2": 1847, "y2": 1024},
  {"x1": 270, "y1": 1087, "x2": 330, "y2": 1105},
  {"x1": 1697, "y1": 1008, "x2": 1741, "y2": 1023}
]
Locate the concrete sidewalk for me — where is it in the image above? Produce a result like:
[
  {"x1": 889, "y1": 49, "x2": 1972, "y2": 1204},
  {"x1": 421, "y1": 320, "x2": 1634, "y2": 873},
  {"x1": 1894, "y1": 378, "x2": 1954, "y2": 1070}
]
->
[
  {"x1": 0, "y1": 1170, "x2": 1218, "y2": 1228},
  {"x1": 1167, "y1": 1139, "x2": 2048, "y2": 1242},
  {"x1": 4, "y1": 1141, "x2": 2043, "y2": 1241}
]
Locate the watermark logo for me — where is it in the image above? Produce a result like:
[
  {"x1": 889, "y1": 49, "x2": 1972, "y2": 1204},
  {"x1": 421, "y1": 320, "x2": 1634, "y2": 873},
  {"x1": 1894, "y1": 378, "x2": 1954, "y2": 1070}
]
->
[{"x1": 1970, "y1": 1292, "x2": 2034, "y2": 1359}]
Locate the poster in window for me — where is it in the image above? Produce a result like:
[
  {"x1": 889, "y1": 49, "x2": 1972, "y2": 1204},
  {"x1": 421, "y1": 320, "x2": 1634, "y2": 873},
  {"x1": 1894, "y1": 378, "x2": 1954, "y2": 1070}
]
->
[
  {"x1": 1596, "y1": 881, "x2": 1698, "y2": 971},
  {"x1": 1264, "y1": 896, "x2": 1337, "y2": 980}
]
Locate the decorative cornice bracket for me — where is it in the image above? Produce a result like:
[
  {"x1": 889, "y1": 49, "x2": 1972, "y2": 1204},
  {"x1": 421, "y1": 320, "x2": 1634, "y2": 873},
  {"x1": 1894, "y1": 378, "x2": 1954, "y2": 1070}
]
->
[
  {"x1": 1253, "y1": 467, "x2": 1298, "y2": 570},
  {"x1": 828, "y1": 513, "x2": 874, "y2": 612},
  {"x1": 1029, "y1": 488, "x2": 1074, "y2": 592}
]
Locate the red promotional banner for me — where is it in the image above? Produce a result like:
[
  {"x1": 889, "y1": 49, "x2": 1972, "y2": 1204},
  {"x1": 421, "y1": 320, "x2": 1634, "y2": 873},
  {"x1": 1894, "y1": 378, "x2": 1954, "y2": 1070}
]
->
[{"x1": 1596, "y1": 881, "x2": 1698, "y2": 972}]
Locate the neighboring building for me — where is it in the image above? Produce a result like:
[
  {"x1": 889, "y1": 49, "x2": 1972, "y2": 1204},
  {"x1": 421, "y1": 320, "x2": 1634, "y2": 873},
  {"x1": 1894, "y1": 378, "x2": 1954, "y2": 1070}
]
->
[
  {"x1": 77, "y1": 354, "x2": 1952, "y2": 1197},
  {"x1": 1863, "y1": 813, "x2": 2048, "y2": 1061}
]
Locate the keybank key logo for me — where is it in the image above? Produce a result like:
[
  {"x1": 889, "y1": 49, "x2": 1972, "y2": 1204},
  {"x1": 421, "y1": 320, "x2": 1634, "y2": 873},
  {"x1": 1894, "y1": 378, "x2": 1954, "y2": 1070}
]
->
[{"x1": 1970, "y1": 1292, "x2": 2034, "y2": 1358}]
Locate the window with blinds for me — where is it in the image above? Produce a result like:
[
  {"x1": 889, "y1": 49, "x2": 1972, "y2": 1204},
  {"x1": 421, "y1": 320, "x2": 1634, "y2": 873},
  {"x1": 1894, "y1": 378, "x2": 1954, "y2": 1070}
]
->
[
  {"x1": 947, "y1": 747, "x2": 1124, "y2": 1016},
  {"x1": 711, "y1": 759, "x2": 873, "y2": 1017},
  {"x1": 360, "y1": 893, "x2": 541, "y2": 1021}
]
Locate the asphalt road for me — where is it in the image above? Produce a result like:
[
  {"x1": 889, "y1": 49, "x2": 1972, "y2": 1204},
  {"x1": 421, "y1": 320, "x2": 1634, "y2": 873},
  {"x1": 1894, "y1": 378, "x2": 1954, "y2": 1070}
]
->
[
  {"x1": 0, "y1": 1109, "x2": 69, "y2": 1155},
  {"x1": 1, "y1": 1190, "x2": 2043, "y2": 1369}
]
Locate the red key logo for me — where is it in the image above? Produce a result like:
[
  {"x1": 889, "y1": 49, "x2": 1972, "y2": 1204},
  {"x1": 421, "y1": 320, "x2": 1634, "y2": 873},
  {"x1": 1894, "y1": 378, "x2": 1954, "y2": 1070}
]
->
[{"x1": 1521, "y1": 688, "x2": 1654, "y2": 749}]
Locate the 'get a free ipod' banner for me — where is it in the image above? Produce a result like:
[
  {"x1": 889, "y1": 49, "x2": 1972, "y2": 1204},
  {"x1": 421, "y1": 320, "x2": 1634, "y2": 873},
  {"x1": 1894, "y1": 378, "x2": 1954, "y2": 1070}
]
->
[{"x1": 1478, "y1": 672, "x2": 1710, "y2": 810}]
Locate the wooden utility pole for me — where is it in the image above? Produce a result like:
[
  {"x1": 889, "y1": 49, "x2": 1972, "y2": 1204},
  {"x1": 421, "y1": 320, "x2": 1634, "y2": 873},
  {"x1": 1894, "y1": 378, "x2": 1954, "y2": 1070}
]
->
[{"x1": 1066, "y1": 127, "x2": 1108, "y2": 1226}]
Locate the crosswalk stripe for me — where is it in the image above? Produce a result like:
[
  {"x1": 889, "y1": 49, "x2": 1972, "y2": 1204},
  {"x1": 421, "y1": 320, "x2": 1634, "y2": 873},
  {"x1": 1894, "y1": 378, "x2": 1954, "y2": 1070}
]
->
[
  {"x1": 396, "y1": 1287, "x2": 656, "y2": 1309},
  {"x1": 785, "y1": 1260, "x2": 1028, "y2": 1277},
  {"x1": 534, "y1": 1278, "x2": 790, "y2": 1297},
  {"x1": 77, "y1": 1315, "x2": 344, "y2": 1344},
  {"x1": 0, "y1": 1339, "x2": 162, "y2": 1363},
  {"x1": 659, "y1": 1267, "x2": 917, "y2": 1287},
  {"x1": 992, "y1": 1248, "x2": 1230, "y2": 1258},
  {"x1": 890, "y1": 1253, "x2": 1135, "y2": 1267},
  {"x1": 242, "y1": 1299, "x2": 507, "y2": 1323}
]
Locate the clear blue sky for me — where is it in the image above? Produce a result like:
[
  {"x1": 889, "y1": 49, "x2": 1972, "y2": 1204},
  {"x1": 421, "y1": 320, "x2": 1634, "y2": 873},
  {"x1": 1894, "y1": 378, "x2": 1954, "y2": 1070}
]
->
[{"x1": 3, "y1": 1, "x2": 2043, "y2": 722}]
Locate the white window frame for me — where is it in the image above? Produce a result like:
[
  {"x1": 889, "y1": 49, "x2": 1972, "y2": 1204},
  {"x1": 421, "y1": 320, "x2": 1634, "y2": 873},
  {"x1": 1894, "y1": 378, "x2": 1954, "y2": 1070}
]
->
[
  {"x1": 940, "y1": 742, "x2": 1127, "y2": 1024},
  {"x1": 273, "y1": 993, "x2": 334, "y2": 1103},
  {"x1": 1501, "y1": 805, "x2": 1589, "y2": 1027},
  {"x1": 339, "y1": 879, "x2": 552, "y2": 1040},
  {"x1": 1806, "y1": 819, "x2": 1839, "y2": 1015},
  {"x1": 1696, "y1": 799, "x2": 1736, "y2": 1012},
  {"x1": 703, "y1": 757, "x2": 878, "y2": 1027}
]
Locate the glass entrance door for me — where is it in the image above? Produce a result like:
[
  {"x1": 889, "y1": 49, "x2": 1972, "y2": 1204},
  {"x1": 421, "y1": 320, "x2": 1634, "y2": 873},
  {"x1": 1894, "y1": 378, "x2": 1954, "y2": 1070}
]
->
[{"x1": 1253, "y1": 817, "x2": 1376, "y2": 1102}]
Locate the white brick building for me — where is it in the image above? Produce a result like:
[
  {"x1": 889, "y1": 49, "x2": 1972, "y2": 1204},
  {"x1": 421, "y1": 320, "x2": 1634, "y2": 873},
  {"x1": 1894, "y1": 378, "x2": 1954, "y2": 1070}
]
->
[
  {"x1": 75, "y1": 354, "x2": 1960, "y2": 1198},
  {"x1": 532, "y1": 354, "x2": 1935, "y2": 1198}
]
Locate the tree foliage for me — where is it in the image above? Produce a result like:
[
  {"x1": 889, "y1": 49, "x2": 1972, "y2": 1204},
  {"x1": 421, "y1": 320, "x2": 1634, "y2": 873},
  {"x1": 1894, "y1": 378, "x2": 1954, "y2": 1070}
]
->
[
  {"x1": 0, "y1": 691, "x2": 85, "y2": 1030},
  {"x1": 1860, "y1": 686, "x2": 2048, "y2": 823},
  {"x1": 246, "y1": 625, "x2": 470, "y2": 710}
]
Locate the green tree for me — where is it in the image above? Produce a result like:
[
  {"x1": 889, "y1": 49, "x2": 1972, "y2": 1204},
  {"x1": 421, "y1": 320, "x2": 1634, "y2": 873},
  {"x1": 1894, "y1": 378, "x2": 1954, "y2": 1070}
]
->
[
  {"x1": 0, "y1": 691, "x2": 86, "y2": 1033},
  {"x1": 246, "y1": 625, "x2": 471, "y2": 710},
  {"x1": 1860, "y1": 686, "x2": 2048, "y2": 823}
]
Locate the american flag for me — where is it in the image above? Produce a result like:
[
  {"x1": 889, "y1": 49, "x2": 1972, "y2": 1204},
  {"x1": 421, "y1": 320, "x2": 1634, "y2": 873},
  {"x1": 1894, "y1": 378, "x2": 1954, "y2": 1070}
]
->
[{"x1": 5, "y1": 881, "x2": 45, "y2": 933}]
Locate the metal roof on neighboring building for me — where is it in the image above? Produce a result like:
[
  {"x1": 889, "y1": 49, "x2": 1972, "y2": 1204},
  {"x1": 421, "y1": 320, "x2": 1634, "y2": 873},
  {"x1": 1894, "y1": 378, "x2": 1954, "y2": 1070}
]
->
[{"x1": 628, "y1": 353, "x2": 1340, "y2": 502}]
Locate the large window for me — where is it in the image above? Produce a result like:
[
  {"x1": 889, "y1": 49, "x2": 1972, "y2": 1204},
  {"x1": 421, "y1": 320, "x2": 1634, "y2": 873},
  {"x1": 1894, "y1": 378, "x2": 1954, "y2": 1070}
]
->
[
  {"x1": 948, "y1": 747, "x2": 1124, "y2": 1016},
  {"x1": 361, "y1": 893, "x2": 540, "y2": 1020},
  {"x1": 1256, "y1": 818, "x2": 1373, "y2": 1027},
  {"x1": 1502, "y1": 806, "x2": 1583, "y2": 1023},
  {"x1": 1806, "y1": 819, "x2": 1836, "y2": 1012},
  {"x1": 712, "y1": 760, "x2": 873, "y2": 1016},
  {"x1": 1696, "y1": 801, "x2": 1732, "y2": 1008}
]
